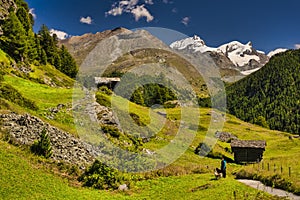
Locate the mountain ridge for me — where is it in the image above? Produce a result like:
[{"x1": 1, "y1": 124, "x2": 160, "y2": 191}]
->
[{"x1": 170, "y1": 35, "x2": 270, "y2": 74}]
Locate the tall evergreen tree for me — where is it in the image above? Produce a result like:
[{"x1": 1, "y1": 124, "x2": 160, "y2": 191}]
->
[
  {"x1": 38, "y1": 24, "x2": 58, "y2": 65},
  {"x1": 0, "y1": 11, "x2": 28, "y2": 62},
  {"x1": 59, "y1": 45, "x2": 78, "y2": 78}
]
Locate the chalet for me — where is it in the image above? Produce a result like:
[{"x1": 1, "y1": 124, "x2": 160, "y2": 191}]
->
[
  {"x1": 231, "y1": 140, "x2": 266, "y2": 163},
  {"x1": 94, "y1": 77, "x2": 121, "y2": 89}
]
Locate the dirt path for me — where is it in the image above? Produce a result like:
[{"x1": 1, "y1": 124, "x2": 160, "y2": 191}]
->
[{"x1": 237, "y1": 179, "x2": 300, "y2": 200}]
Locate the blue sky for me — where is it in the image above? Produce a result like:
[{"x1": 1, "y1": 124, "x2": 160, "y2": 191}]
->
[{"x1": 26, "y1": 0, "x2": 300, "y2": 53}]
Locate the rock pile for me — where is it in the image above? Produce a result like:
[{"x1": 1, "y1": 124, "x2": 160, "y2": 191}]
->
[
  {"x1": 215, "y1": 131, "x2": 238, "y2": 142},
  {"x1": 0, "y1": 112, "x2": 102, "y2": 168}
]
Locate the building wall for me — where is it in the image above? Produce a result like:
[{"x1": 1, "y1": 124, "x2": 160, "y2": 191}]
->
[{"x1": 232, "y1": 148, "x2": 265, "y2": 163}]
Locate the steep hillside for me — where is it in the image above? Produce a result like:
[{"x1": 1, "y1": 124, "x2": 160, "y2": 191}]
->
[
  {"x1": 103, "y1": 48, "x2": 209, "y2": 96},
  {"x1": 226, "y1": 49, "x2": 300, "y2": 134},
  {"x1": 60, "y1": 27, "x2": 129, "y2": 66}
]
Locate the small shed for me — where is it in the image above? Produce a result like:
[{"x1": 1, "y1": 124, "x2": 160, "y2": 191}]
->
[
  {"x1": 231, "y1": 140, "x2": 266, "y2": 163},
  {"x1": 95, "y1": 77, "x2": 120, "y2": 89}
]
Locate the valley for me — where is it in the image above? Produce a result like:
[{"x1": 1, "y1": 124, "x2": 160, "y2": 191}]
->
[{"x1": 0, "y1": 0, "x2": 300, "y2": 199}]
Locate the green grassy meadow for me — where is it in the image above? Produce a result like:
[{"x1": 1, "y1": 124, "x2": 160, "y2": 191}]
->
[
  {"x1": 0, "y1": 141, "x2": 279, "y2": 200},
  {"x1": 0, "y1": 73, "x2": 299, "y2": 199}
]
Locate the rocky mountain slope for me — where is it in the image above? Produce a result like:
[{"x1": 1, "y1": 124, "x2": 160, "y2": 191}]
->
[
  {"x1": 63, "y1": 29, "x2": 213, "y2": 96},
  {"x1": 60, "y1": 27, "x2": 129, "y2": 66},
  {"x1": 0, "y1": 0, "x2": 16, "y2": 20}
]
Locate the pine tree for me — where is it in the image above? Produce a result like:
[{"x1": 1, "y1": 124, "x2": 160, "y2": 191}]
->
[
  {"x1": 31, "y1": 128, "x2": 52, "y2": 159},
  {"x1": 60, "y1": 45, "x2": 78, "y2": 78},
  {"x1": 0, "y1": 11, "x2": 28, "y2": 62},
  {"x1": 16, "y1": 7, "x2": 31, "y2": 32},
  {"x1": 131, "y1": 88, "x2": 145, "y2": 106},
  {"x1": 38, "y1": 24, "x2": 57, "y2": 65}
]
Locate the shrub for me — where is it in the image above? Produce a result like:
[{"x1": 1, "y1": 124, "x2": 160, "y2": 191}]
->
[
  {"x1": 130, "y1": 112, "x2": 146, "y2": 126},
  {"x1": 31, "y1": 128, "x2": 53, "y2": 159},
  {"x1": 195, "y1": 142, "x2": 211, "y2": 156},
  {"x1": 95, "y1": 93, "x2": 111, "y2": 108},
  {"x1": 101, "y1": 125, "x2": 121, "y2": 138},
  {"x1": 98, "y1": 86, "x2": 112, "y2": 95},
  {"x1": 78, "y1": 160, "x2": 123, "y2": 190}
]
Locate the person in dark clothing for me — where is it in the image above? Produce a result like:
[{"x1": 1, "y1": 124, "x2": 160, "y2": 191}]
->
[{"x1": 221, "y1": 157, "x2": 227, "y2": 178}]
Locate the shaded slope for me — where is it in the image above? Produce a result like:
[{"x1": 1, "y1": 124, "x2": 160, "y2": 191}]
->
[{"x1": 226, "y1": 49, "x2": 300, "y2": 134}]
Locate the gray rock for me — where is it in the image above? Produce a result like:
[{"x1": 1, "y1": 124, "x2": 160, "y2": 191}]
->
[
  {"x1": 118, "y1": 184, "x2": 128, "y2": 191},
  {"x1": 0, "y1": 112, "x2": 104, "y2": 168}
]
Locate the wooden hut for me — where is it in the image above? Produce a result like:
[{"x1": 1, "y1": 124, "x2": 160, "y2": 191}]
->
[{"x1": 231, "y1": 140, "x2": 266, "y2": 163}]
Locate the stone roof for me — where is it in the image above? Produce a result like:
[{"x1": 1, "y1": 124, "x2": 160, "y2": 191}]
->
[
  {"x1": 95, "y1": 77, "x2": 121, "y2": 84},
  {"x1": 231, "y1": 140, "x2": 266, "y2": 149}
]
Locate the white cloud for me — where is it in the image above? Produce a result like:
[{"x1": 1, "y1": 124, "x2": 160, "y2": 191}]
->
[
  {"x1": 106, "y1": 6, "x2": 123, "y2": 16},
  {"x1": 131, "y1": 5, "x2": 154, "y2": 22},
  {"x1": 106, "y1": 0, "x2": 154, "y2": 22},
  {"x1": 29, "y1": 8, "x2": 36, "y2": 19},
  {"x1": 49, "y1": 29, "x2": 69, "y2": 40},
  {"x1": 80, "y1": 16, "x2": 93, "y2": 25},
  {"x1": 181, "y1": 17, "x2": 190, "y2": 26},
  {"x1": 295, "y1": 44, "x2": 300, "y2": 49}
]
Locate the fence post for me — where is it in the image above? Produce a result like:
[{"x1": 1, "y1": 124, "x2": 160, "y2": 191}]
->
[
  {"x1": 274, "y1": 164, "x2": 276, "y2": 172},
  {"x1": 281, "y1": 166, "x2": 283, "y2": 174},
  {"x1": 268, "y1": 163, "x2": 270, "y2": 171},
  {"x1": 262, "y1": 162, "x2": 264, "y2": 170},
  {"x1": 289, "y1": 167, "x2": 291, "y2": 177}
]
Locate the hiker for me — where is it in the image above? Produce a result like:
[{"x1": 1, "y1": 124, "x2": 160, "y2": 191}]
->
[{"x1": 221, "y1": 156, "x2": 226, "y2": 178}]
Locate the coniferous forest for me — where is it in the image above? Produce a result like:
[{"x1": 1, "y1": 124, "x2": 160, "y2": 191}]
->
[
  {"x1": 0, "y1": 0, "x2": 78, "y2": 78},
  {"x1": 226, "y1": 49, "x2": 300, "y2": 134}
]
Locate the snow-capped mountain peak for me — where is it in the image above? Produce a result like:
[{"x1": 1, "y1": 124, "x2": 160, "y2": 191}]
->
[
  {"x1": 170, "y1": 35, "x2": 217, "y2": 53},
  {"x1": 219, "y1": 41, "x2": 252, "y2": 55},
  {"x1": 217, "y1": 41, "x2": 263, "y2": 67},
  {"x1": 267, "y1": 48, "x2": 288, "y2": 57},
  {"x1": 170, "y1": 35, "x2": 205, "y2": 49},
  {"x1": 170, "y1": 35, "x2": 271, "y2": 76}
]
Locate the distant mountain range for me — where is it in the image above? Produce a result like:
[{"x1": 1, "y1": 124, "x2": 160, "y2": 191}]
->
[
  {"x1": 170, "y1": 35, "x2": 288, "y2": 81},
  {"x1": 62, "y1": 28, "x2": 289, "y2": 83}
]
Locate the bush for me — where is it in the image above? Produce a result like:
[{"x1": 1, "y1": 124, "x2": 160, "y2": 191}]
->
[
  {"x1": 130, "y1": 112, "x2": 146, "y2": 126},
  {"x1": 98, "y1": 86, "x2": 112, "y2": 95},
  {"x1": 95, "y1": 93, "x2": 111, "y2": 108},
  {"x1": 195, "y1": 142, "x2": 211, "y2": 156},
  {"x1": 31, "y1": 128, "x2": 52, "y2": 159},
  {"x1": 78, "y1": 160, "x2": 123, "y2": 190},
  {"x1": 101, "y1": 125, "x2": 121, "y2": 138}
]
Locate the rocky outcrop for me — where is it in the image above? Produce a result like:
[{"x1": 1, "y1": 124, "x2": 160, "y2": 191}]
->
[
  {"x1": 0, "y1": 112, "x2": 102, "y2": 168},
  {"x1": 0, "y1": 0, "x2": 17, "y2": 35},
  {"x1": 0, "y1": 0, "x2": 16, "y2": 20},
  {"x1": 215, "y1": 131, "x2": 238, "y2": 143}
]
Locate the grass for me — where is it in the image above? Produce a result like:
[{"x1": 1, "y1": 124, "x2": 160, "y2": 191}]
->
[
  {"x1": 3, "y1": 75, "x2": 73, "y2": 109},
  {"x1": 1, "y1": 73, "x2": 299, "y2": 198},
  {"x1": 0, "y1": 140, "x2": 277, "y2": 200},
  {"x1": 29, "y1": 64, "x2": 74, "y2": 88},
  {"x1": 2, "y1": 75, "x2": 76, "y2": 134},
  {"x1": 0, "y1": 49, "x2": 11, "y2": 66}
]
